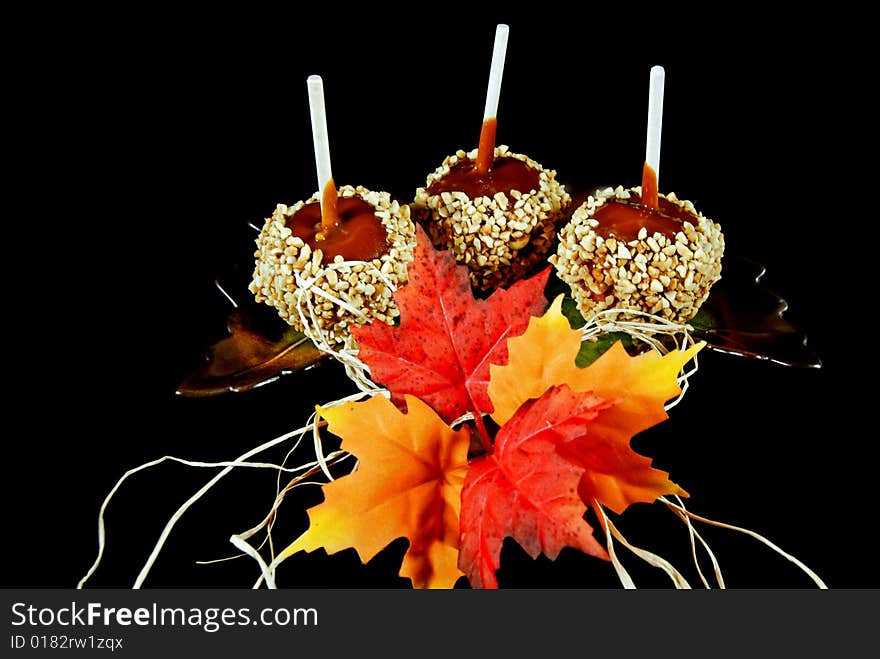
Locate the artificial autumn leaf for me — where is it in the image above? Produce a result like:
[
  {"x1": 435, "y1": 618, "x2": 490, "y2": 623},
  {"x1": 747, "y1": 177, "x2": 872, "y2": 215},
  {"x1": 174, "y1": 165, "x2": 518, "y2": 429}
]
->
[
  {"x1": 488, "y1": 295, "x2": 701, "y2": 514},
  {"x1": 278, "y1": 393, "x2": 470, "y2": 589},
  {"x1": 458, "y1": 384, "x2": 611, "y2": 588},
  {"x1": 352, "y1": 225, "x2": 550, "y2": 424}
]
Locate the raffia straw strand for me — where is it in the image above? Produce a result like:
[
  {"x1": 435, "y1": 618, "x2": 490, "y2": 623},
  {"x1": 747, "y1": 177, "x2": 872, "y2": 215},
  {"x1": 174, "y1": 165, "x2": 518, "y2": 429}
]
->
[
  {"x1": 227, "y1": 452, "x2": 349, "y2": 547},
  {"x1": 659, "y1": 496, "x2": 827, "y2": 588},
  {"x1": 668, "y1": 494, "x2": 724, "y2": 588},
  {"x1": 77, "y1": 420, "x2": 319, "y2": 589},
  {"x1": 290, "y1": 258, "x2": 397, "y2": 393},
  {"x1": 229, "y1": 534, "x2": 277, "y2": 589},
  {"x1": 128, "y1": 424, "x2": 318, "y2": 589},
  {"x1": 194, "y1": 452, "x2": 348, "y2": 567},
  {"x1": 594, "y1": 505, "x2": 636, "y2": 589},
  {"x1": 580, "y1": 307, "x2": 699, "y2": 410},
  {"x1": 601, "y1": 509, "x2": 692, "y2": 589}
]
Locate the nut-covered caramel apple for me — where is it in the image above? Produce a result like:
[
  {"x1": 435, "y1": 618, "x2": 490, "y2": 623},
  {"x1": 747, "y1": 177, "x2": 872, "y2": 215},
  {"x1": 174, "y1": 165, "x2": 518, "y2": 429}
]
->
[
  {"x1": 552, "y1": 66, "x2": 724, "y2": 324},
  {"x1": 412, "y1": 24, "x2": 570, "y2": 291},
  {"x1": 250, "y1": 185, "x2": 416, "y2": 345},
  {"x1": 413, "y1": 143, "x2": 570, "y2": 291},
  {"x1": 250, "y1": 75, "x2": 416, "y2": 345},
  {"x1": 550, "y1": 181, "x2": 723, "y2": 324}
]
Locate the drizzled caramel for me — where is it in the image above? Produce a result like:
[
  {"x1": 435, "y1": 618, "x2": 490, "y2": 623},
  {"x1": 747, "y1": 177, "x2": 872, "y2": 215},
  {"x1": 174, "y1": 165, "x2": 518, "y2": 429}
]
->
[
  {"x1": 592, "y1": 191, "x2": 695, "y2": 243},
  {"x1": 475, "y1": 117, "x2": 497, "y2": 175},
  {"x1": 641, "y1": 162, "x2": 658, "y2": 209},
  {"x1": 320, "y1": 178, "x2": 340, "y2": 230},
  {"x1": 288, "y1": 196, "x2": 389, "y2": 262},
  {"x1": 426, "y1": 155, "x2": 540, "y2": 200}
]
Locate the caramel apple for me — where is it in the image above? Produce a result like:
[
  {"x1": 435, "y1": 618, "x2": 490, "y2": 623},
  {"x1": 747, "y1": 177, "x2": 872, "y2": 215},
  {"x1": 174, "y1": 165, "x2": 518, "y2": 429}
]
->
[
  {"x1": 250, "y1": 185, "x2": 416, "y2": 345},
  {"x1": 550, "y1": 182, "x2": 724, "y2": 324},
  {"x1": 413, "y1": 144, "x2": 570, "y2": 291},
  {"x1": 249, "y1": 76, "x2": 416, "y2": 345},
  {"x1": 411, "y1": 25, "x2": 570, "y2": 291},
  {"x1": 552, "y1": 66, "x2": 723, "y2": 324}
]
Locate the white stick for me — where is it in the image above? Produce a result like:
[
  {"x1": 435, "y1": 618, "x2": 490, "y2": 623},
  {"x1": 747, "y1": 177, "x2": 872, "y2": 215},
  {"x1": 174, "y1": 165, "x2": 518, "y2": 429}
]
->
[
  {"x1": 307, "y1": 75, "x2": 333, "y2": 198},
  {"x1": 645, "y1": 65, "x2": 665, "y2": 185},
  {"x1": 482, "y1": 24, "x2": 510, "y2": 121}
]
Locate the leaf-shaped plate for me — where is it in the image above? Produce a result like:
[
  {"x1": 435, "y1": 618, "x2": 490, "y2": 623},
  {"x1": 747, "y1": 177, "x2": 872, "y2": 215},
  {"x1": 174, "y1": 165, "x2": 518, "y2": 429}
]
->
[
  {"x1": 176, "y1": 281, "x2": 327, "y2": 397},
  {"x1": 549, "y1": 254, "x2": 820, "y2": 369},
  {"x1": 690, "y1": 254, "x2": 821, "y2": 368}
]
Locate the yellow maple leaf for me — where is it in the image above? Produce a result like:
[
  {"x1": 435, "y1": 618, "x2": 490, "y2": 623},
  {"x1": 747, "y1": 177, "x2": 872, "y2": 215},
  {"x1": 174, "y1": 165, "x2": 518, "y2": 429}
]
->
[
  {"x1": 488, "y1": 295, "x2": 703, "y2": 514},
  {"x1": 278, "y1": 394, "x2": 470, "y2": 589}
]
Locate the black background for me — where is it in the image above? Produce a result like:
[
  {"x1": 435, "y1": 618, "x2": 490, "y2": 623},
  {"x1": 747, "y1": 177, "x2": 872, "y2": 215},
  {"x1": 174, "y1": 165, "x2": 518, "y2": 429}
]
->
[{"x1": 7, "y1": 7, "x2": 876, "y2": 590}]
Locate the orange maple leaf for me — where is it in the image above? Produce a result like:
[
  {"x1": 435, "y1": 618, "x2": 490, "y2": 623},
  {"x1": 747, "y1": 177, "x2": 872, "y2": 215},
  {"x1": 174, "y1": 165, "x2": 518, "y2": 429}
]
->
[
  {"x1": 278, "y1": 394, "x2": 470, "y2": 589},
  {"x1": 487, "y1": 295, "x2": 703, "y2": 514}
]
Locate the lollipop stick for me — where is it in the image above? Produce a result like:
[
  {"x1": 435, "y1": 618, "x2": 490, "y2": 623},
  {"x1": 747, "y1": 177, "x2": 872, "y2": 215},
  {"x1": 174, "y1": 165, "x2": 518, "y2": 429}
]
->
[
  {"x1": 642, "y1": 65, "x2": 665, "y2": 209},
  {"x1": 307, "y1": 75, "x2": 338, "y2": 230},
  {"x1": 476, "y1": 24, "x2": 509, "y2": 175}
]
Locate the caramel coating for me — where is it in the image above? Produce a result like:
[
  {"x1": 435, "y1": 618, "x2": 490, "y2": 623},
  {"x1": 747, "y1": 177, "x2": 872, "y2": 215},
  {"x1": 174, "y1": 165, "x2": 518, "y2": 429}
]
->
[
  {"x1": 250, "y1": 185, "x2": 416, "y2": 344},
  {"x1": 550, "y1": 186, "x2": 724, "y2": 324},
  {"x1": 413, "y1": 145, "x2": 571, "y2": 291}
]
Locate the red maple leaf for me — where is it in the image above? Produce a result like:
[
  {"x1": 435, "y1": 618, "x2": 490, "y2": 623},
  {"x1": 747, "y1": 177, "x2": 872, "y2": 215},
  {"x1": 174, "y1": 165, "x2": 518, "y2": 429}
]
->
[
  {"x1": 352, "y1": 225, "x2": 550, "y2": 429},
  {"x1": 458, "y1": 384, "x2": 612, "y2": 588}
]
